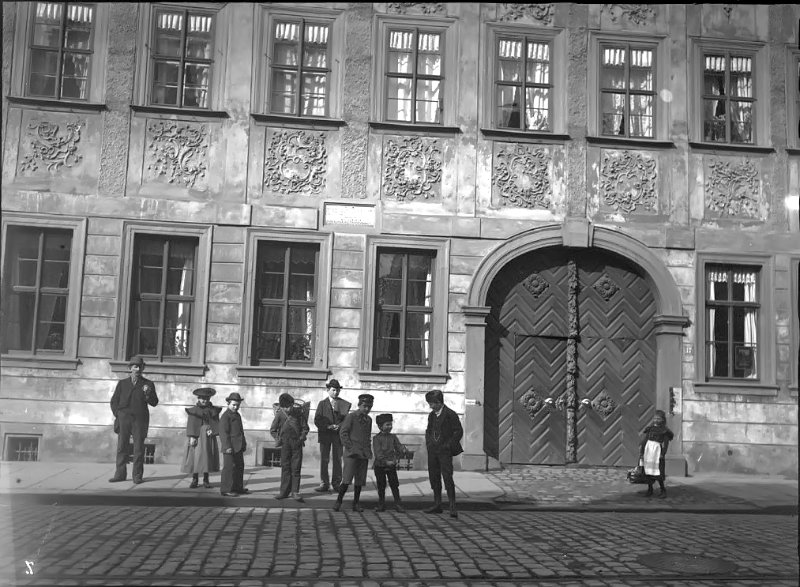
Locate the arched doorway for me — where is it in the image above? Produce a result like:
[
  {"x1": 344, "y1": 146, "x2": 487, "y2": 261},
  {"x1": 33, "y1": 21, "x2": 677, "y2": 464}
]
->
[{"x1": 484, "y1": 247, "x2": 657, "y2": 466}]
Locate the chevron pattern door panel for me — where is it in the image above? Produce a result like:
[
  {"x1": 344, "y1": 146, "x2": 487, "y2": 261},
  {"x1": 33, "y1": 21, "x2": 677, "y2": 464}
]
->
[
  {"x1": 512, "y1": 335, "x2": 567, "y2": 464},
  {"x1": 576, "y1": 254, "x2": 657, "y2": 466}
]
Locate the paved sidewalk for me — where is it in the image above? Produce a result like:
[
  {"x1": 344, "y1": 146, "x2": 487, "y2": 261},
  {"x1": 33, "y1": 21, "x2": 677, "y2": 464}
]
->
[{"x1": 1, "y1": 461, "x2": 796, "y2": 514}]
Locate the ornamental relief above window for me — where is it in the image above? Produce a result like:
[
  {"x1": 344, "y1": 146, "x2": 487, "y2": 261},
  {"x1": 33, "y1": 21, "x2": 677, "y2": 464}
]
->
[
  {"x1": 601, "y1": 4, "x2": 656, "y2": 25},
  {"x1": 18, "y1": 119, "x2": 85, "y2": 175},
  {"x1": 492, "y1": 142, "x2": 552, "y2": 210},
  {"x1": 599, "y1": 149, "x2": 657, "y2": 214},
  {"x1": 497, "y1": 3, "x2": 554, "y2": 25},
  {"x1": 704, "y1": 158, "x2": 760, "y2": 218},
  {"x1": 263, "y1": 129, "x2": 328, "y2": 196},
  {"x1": 145, "y1": 120, "x2": 209, "y2": 189},
  {"x1": 382, "y1": 135, "x2": 443, "y2": 202}
]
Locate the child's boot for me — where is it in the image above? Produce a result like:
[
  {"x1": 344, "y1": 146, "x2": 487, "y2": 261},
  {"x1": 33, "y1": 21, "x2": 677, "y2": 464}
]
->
[
  {"x1": 643, "y1": 483, "x2": 653, "y2": 497},
  {"x1": 658, "y1": 481, "x2": 667, "y2": 498},
  {"x1": 375, "y1": 488, "x2": 386, "y2": 512},
  {"x1": 189, "y1": 474, "x2": 198, "y2": 489},
  {"x1": 202, "y1": 473, "x2": 211, "y2": 488},
  {"x1": 333, "y1": 484, "x2": 348, "y2": 511},
  {"x1": 391, "y1": 486, "x2": 404, "y2": 512},
  {"x1": 352, "y1": 485, "x2": 364, "y2": 512}
]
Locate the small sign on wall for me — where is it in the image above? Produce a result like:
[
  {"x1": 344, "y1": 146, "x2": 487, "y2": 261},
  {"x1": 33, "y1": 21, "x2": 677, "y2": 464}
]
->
[{"x1": 324, "y1": 202, "x2": 375, "y2": 227}]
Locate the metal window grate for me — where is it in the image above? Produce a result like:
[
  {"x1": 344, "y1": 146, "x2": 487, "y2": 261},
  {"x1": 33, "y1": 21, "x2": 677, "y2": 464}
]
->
[
  {"x1": 6, "y1": 435, "x2": 40, "y2": 461},
  {"x1": 127, "y1": 443, "x2": 156, "y2": 464},
  {"x1": 262, "y1": 447, "x2": 281, "y2": 468},
  {"x1": 399, "y1": 450, "x2": 415, "y2": 471}
]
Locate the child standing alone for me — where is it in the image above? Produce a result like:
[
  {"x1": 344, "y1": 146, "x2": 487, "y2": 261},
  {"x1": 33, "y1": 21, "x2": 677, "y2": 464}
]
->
[
  {"x1": 181, "y1": 387, "x2": 221, "y2": 488},
  {"x1": 372, "y1": 413, "x2": 406, "y2": 512},
  {"x1": 639, "y1": 409, "x2": 674, "y2": 498}
]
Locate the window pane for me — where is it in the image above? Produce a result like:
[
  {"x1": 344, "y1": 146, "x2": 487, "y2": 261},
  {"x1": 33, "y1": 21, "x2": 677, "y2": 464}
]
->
[
  {"x1": 155, "y1": 10, "x2": 183, "y2": 57},
  {"x1": 4, "y1": 292, "x2": 35, "y2": 351},
  {"x1": 388, "y1": 30, "x2": 413, "y2": 74},
  {"x1": 601, "y1": 47, "x2": 626, "y2": 89},
  {"x1": 186, "y1": 35, "x2": 212, "y2": 60},
  {"x1": 61, "y1": 52, "x2": 90, "y2": 99},
  {"x1": 287, "y1": 307, "x2": 313, "y2": 361},
  {"x1": 166, "y1": 241, "x2": 195, "y2": 296},
  {"x1": 152, "y1": 61, "x2": 180, "y2": 105},
  {"x1": 601, "y1": 92, "x2": 625, "y2": 135},
  {"x1": 730, "y1": 101, "x2": 752, "y2": 144},
  {"x1": 163, "y1": 301, "x2": 192, "y2": 357},
  {"x1": 135, "y1": 300, "x2": 161, "y2": 328},
  {"x1": 525, "y1": 87, "x2": 550, "y2": 131},
  {"x1": 37, "y1": 293, "x2": 67, "y2": 350},
  {"x1": 271, "y1": 70, "x2": 298, "y2": 114},
  {"x1": 301, "y1": 73, "x2": 327, "y2": 116},
  {"x1": 526, "y1": 41, "x2": 550, "y2": 84},
  {"x1": 274, "y1": 39, "x2": 299, "y2": 67},
  {"x1": 288, "y1": 248, "x2": 316, "y2": 301},
  {"x1": 731, "y1": 269, "x2": 758, "y2": 301},
  {"x1": 417, "y1": 34, "x2": 441, "y2": 76},
  {"x1": 729, "y1": 56, "x2": 752, "y2": 98},
  {"x1": 183, "y1": 63, "x2": 210, "y2": 108},
  {"x1": 708, "y1": 342, "x2": 728, "y2": 377},
  {"x1": 33, "y1": 2, "x2": 63, "y2": 46},
  {"x1": 386, "y1": 78, "x2": 413, "y2": 122},
  {"x1": 255, "y1": 305, "x2": 282, "y2": 360},
  {"x1": 303, "y1": 24, "x2": 329, "y2": 68},
  {"x1": 378, "y1": 253, "x2": 403, "y2": 305},
  {"x1": 415, "y1": 79, "x2": 440, "y2": 123},
  {"x1": 497, "y1": 39, "x2": 522, "y2": 82},
  {"x1": 257, "y1": 245, "x2": 286, "y2": 299},
  {"x1": 703, "y1": 98, "x2": 726, "y2": 142},
  {"x1": 136, "y1": 327, "x2": 159, "y2": 356},
  {"x1": 64, "y1": 28, "x2": 91, "y2": 50},
  {"x1": 629, "y1": 49, "x2": 653, "y2": 91},
  {"x1": 374, "y1": 310, "x2": 401, "y2": 365},
  {"x1": 404, "y1": 312, "x2": 431, "y2": 366},
  {"x1": 29, "y1": 49, "x2": 59, "y2": 96},
  {"x1": 629, "y1": 94, "x2": 653, "y2": 138},
  {"x1": 497, "y1": 86, "x2": 521, "y2": 128},
  {"x1": 137, "y1": 239, "x2": 164, "y2": 294}
]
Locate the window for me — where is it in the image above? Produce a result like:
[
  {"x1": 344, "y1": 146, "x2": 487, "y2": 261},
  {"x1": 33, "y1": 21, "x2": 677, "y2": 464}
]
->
[
  {"x1": 1, "y1": 216, "x2": 85, "y2": 369},
  {"x1": 600, "y1": 43, "x2": 655, "y2": 138},
  {"x1": 26, "y1": 2, "x2": 95, "y2": 100},
  {"x1": 149, "y1": 7, "x2": 214, "y2": 108},
  {"x1": 705, "y1": 264, "x2": 760, "y2": 380},
  {"x1": 251, "y1": 241, "x2": 318, "y2": 366},
  {"x1": 702, "y1": 51, "x2": 754, "y2": 144},
  {"x1": 261, "y1": 447, "x2": 281, "y2": 467},
  {"x1": 384, "y1": 28, "x2": 443, "y2": 124},
  {"x1": 494, "y1": 35, "x2": 552, "y2": 131},
  {"x1": 373, "y1": 249, "x2": 435, "y2": 370},
  {"x1": 268, "y1": 19, "x2": 331, "y2": 117},
  {"x1": 128, "y1": 235, "x2": 198, "y2": 361},
  {"x1": 4, "y1": 435, "x2": 40, "y2": 461},
  {"x1": 114, "y1": 223, "x2": 210, "y2": 375}
]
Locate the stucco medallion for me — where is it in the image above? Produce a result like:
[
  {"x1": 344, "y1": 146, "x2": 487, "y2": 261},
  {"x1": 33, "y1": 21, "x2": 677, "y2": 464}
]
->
[
  {"x1": 387, "y1": 2, "x2": 445, "y2": 15},
  {"x1": 705, "y1": 158, "x2": 759, "y2": 218},
  {"x1": 599, "y1": 150, "x2": 657, "y2": 214},
  {"x1": 19, "y1": 120, "x2": 84, "y2": 174},
  {"x1": 593, "y1": 272, "x2": 619, "y2": 301},
  {"x1": 383, "y1": 135, "x2": 443, "y2": 202},
  {"x1": 493, "y1": 143, "x2": 552, "y2": 209},
  {"x1": 602, "y1": 4, "x2": 655, "y2": 25},
  {"x1": 146, "y1": 121, "x2": 208, "y2": 189},
  {"x1": 522, "y1": 272, "x2": 550, "y2": 298},
  {"x1": 519, "y1": 389, "x2": 546, "y2": 418},
  {"x1": 264, "y1": 129, "x2": 327, "y2": 196},
  {"x1": 591, "y1": 391, "x2": 617, "y2": 418},
  {"x1": 498, "y1": 3, "x2": 554, "y2": 24}
]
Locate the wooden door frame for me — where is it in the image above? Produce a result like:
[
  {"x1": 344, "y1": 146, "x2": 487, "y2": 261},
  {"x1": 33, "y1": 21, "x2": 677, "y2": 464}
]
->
[{"x1": 461, "y1": 223, "x2": 689, "y2": 474}]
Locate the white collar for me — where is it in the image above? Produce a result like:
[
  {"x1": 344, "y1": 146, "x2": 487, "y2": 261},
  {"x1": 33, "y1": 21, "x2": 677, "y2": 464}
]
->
[{"x1": 434, "y1": 406, "x2": 444, "y2": 417}]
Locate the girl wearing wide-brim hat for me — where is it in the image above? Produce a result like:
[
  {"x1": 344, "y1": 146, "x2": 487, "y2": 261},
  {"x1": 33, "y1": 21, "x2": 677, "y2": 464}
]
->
[{"x1": 181, "y1": 387, "x2": 222, "y2": 488}]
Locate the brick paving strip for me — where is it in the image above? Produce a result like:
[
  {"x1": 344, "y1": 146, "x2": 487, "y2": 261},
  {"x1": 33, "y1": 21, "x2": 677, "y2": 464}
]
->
[{"x1": 2, "y1": 505, "x2": 797, "y2": 586}]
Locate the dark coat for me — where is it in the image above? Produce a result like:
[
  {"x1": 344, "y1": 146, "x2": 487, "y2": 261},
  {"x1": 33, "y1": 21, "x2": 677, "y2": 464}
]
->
[
  {"x1": 314, "y1": 397, "x2": 351, "y2": 442},
  {"x1": 219, "y1": 410, "x2": 246, "y2": 453},
  {"x1": 425, "y1": 405, "x2": 464, "y2": 456},
  {"x1": 185, "y1": 404, "x2": 222, "y2": 437},
  {"x1": 339, "y1": 411, "x2": 373, "y2": 459},
  {"x1": 110, "y1": 376, "x2": 158, "y2": 424}
]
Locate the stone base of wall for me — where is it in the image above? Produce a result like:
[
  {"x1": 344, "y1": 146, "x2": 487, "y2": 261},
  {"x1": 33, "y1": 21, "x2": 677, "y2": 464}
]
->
[{"x1": 685, "y1": 442, "x2": 799, "y2": 479}]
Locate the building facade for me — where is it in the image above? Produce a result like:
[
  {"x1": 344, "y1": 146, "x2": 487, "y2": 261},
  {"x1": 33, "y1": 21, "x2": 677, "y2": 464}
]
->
[{"x1": 1, "y1": 2, "x2": 798, "y2": 477}]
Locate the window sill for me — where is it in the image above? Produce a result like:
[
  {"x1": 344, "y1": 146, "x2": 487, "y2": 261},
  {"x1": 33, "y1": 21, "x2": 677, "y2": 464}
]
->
[
  {"x1": 130, "y1": 104, "x2": 229, "y2": 119},
  {"x1": 789, "y1": 386, "x2": 798, "y2": 399},
  {"x1": 109, "y1": 360, "x2": 207, "y2": 377},
  {"x1": 786, "y1": 148, "x2": 800, "y2": 156},
  {"x1": 250, "y1": 113, "x2": 347, "y2": 128},
  {"x1": 358, "y1": 370, "x2": 450, "y2": 385},
  {"x1": 369, "y1": 121, "x2": 461, "y2": 136},
  {"x1": 1, "y1": 355, "x2": 81, "y2": 370},
  {"x1": 586, "y1": 135, "x2": 675, "y2": 149},
  {"x1": 236, "y1": 366, "x2": 330, "y2": 380},
  {"x1": 688, "y1": 141, "x2": 775, "y2": 155},
  {"x1": 481, "y1": 128, "x2": 571, "y2": 142},
  {"x1": 6, "y1": 95, "x2": 106, "y2": 112},
  {"x1": 693, "y1": 381, "x2": 779, "y2": 396}
]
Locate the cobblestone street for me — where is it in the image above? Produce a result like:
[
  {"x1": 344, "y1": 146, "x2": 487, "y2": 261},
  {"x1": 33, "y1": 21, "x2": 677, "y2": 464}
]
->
[{"x1": 2, "y1": 502, "x2": 797, "y2": 586}]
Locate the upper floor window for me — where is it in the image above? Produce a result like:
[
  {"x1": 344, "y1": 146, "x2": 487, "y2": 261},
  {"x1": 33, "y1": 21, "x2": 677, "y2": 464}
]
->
[
  {"x1": 27, "y1": 2, "x2": 95, "y2": 100},
  {"x1": 128, "y1": 234, "x2": 198, "y2": 360},
  {"x1": 268, "y1": 19, "x2": 330, "y2": 117},
  {"x1": 2, "y1": 227, "x2": 71, "y2": 354},
  {"x1": 373, "y1": 249, "x2": 435, "y2": 371},
  {"x1": 149, "y1": 7, "x2": 214, "y2": 108},
  {"x1": 251, "y1": 241, "x2": 318, "y2": 366},
  {"x1": 705, "y1": 264, "x2": 760, "y2": 380},
  {"x1": 494, "y1": 35, "x2": 552, "y2": 131},
  {"x1": 703, "y1": 52, "x2": 754, "y2": 144},
  {"x1": 384, "y1": 28, "x2": 443, "y2": 124},
  {"x1": 600, "y1": 43, "x2": 655, "y2": 138}
]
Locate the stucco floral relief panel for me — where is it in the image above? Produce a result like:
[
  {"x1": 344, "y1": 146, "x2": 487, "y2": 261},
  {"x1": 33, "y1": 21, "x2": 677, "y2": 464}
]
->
[
  {"x1": 703, "y1": 157, "x2": 763, "y2": 220},
  {"x1": 381, "y1": 135, "x2": 443, "y2": 203},
  {"x1": 143, "y1": 119, "x2": 211, "y2": 191},
  {"x1": 262, "y1": 127, "x2": 328, "y2": 198},
  {"x1": 491, "y1": 142, "x2": 553, "y2": 210},
  {"x1": 598, "y1": 149, "x2": 658, "y2": 217}
]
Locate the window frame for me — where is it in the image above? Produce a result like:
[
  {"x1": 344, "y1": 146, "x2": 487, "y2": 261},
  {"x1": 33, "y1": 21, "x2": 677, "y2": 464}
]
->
[
  {"x1": 9, "y1": 1, "x2": 109, "y2": 105},
  {"x1": 689, "y1": 38, "x2": 769, "y2": 148},
  {"x1": 359, "y1": 236, "x2": 449, "y2": 384},
  {"x1": 787, "y1": 48, "x2": 800, "y2": 151},
  {"x1": 372, "y1": 15, "x2": 456, "y2": 128},
  {"x1": 254, "y1": 6, "x2": 343, "y2": 120},
  {"x1": 588, "y1": 32, "x2": 667, "y2": 143},
  {"x1": 694, "y1": 254, "x2": 777, "y2": 395},
  {"x1": 112, "y1": 222, "x2": 211, "y2": 376},
  {"x1": 0, "y1": 214, "x2": 86, "y2": 370},
  {"x1": 791, "y1": 258, "x2": 800, "y2": 395},
  {"x1": 238, "y1": 229, "x2": 331, "y2": 380},
  {"x1": 133, "y1": 2, "x2": 227, "y2": 112}
]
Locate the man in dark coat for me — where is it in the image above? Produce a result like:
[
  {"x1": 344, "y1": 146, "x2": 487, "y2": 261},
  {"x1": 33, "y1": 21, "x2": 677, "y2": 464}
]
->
[
  {"x1": 313, "y1": 378, "x2": 351, "y2": 492},
  {"x1": 424, "y1": 389, "x2": 463, "y2": 518},
  {"x1": 219, "y1": 392, "x2": 248, "y2": 496},
  {"x1": 109, "y1": 356, "x2": 159, "y2": 484}
]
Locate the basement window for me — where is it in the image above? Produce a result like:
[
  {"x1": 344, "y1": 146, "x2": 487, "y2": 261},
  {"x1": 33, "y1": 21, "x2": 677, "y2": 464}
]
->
[
  {"x1": 5, "y1": 435, "x2": 40, "y2": 461},
  {"x1": 127, "y1": 443, "x2": 156, "y2": 464},
  {"x1": 261, "y1": 447, "x2": 281, "y2": 468}
]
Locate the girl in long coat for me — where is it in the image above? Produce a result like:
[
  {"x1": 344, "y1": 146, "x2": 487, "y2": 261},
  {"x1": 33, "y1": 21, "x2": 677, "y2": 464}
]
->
[{"x1": 182, "y1": 387, "x2": 222, "y2": 488}]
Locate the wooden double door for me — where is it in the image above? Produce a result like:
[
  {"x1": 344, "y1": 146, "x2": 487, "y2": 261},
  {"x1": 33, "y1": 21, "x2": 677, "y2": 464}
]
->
[{"x1": 485, "y1": 248, "x2": 657, "y2": 466}]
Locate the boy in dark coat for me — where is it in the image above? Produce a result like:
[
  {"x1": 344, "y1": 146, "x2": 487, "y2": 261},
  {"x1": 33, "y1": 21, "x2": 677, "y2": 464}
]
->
[
  {"x1": 372, "y1": 413, "x2": 407, "y2": 512},
  {"x1": 424, "y1": 389, "x2": 463, "y2": 518},
  {"x1": 335, "y1": 393, "x2": 374, "y2": 512},
  {"x1": 181, "y1": 387, "x2": 222, "y2": 488},
  {"x1": 270, "y1": 392, "x2": 309, "y2": 502},
  {"x1": 109, "y1": 356, "x2": 158, "y2": 484},
  {"x1": 313, "y1": 378, "x2": 351, "y2": 492},
  {"x1": 219, "y1": 392, "x2": 247, "y2": 497}
]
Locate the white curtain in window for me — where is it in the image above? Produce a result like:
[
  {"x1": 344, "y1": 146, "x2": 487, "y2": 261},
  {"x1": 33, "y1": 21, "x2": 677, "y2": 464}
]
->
[
  {"x1": 735, "y1": 269, "x2": 758, "y2": 378},
  {"x1": 158, "y1": 12, "x2": 184, "y2": 32},
  {"x1": 707, "y1": 269, "x2": 720, "y2": 375},
  {"x1": 36, "y1": 2, "x2": 62, "y2": 21},
  {"x1": 67, "y1": 4, "x2": 93, "y2": 24}
]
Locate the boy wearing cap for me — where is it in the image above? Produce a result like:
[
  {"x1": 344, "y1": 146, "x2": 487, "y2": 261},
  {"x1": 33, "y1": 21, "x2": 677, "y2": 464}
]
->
[
  {"x1": 424, "y1": 389, "x2": 463, "y2": 518},
  {"x1": 372, "y1": 413, "x2": 407, "y2": 512},
  {"x1": 334, "y1": 393, "x2": 374, "y2": 512},
  {"x1": 109, "y1": 356, "x2": 159, "y2": 484},
  {"x1": 220, "y1": 393, "x2": 248, "y2": 497},
  {"x1": 181, "y1": 387, "x2": 222, "y2": 488},
  {"x1": 270, "y1": 392, "x2": 309, "y2": 502},
  {"x1": 313, "y1": 379, "x2": 351, "y2": 492}
]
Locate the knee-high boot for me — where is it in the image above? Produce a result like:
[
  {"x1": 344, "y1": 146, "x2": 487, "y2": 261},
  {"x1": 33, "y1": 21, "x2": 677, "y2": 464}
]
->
[
  {"x1": 352, "y1": 485, "x2": 363, "y2": 512},
  {"x1": 333, "y1": 483, "x2": 348, "y2": 512},
  {"x1": 446, "y1": 486, "x2": 457, "y2": 518}
]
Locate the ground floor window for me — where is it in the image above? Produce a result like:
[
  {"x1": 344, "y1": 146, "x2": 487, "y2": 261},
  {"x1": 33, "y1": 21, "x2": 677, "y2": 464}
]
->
[{"x1": 4, "y1": 435, "x2": 40, "y2": 461}]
